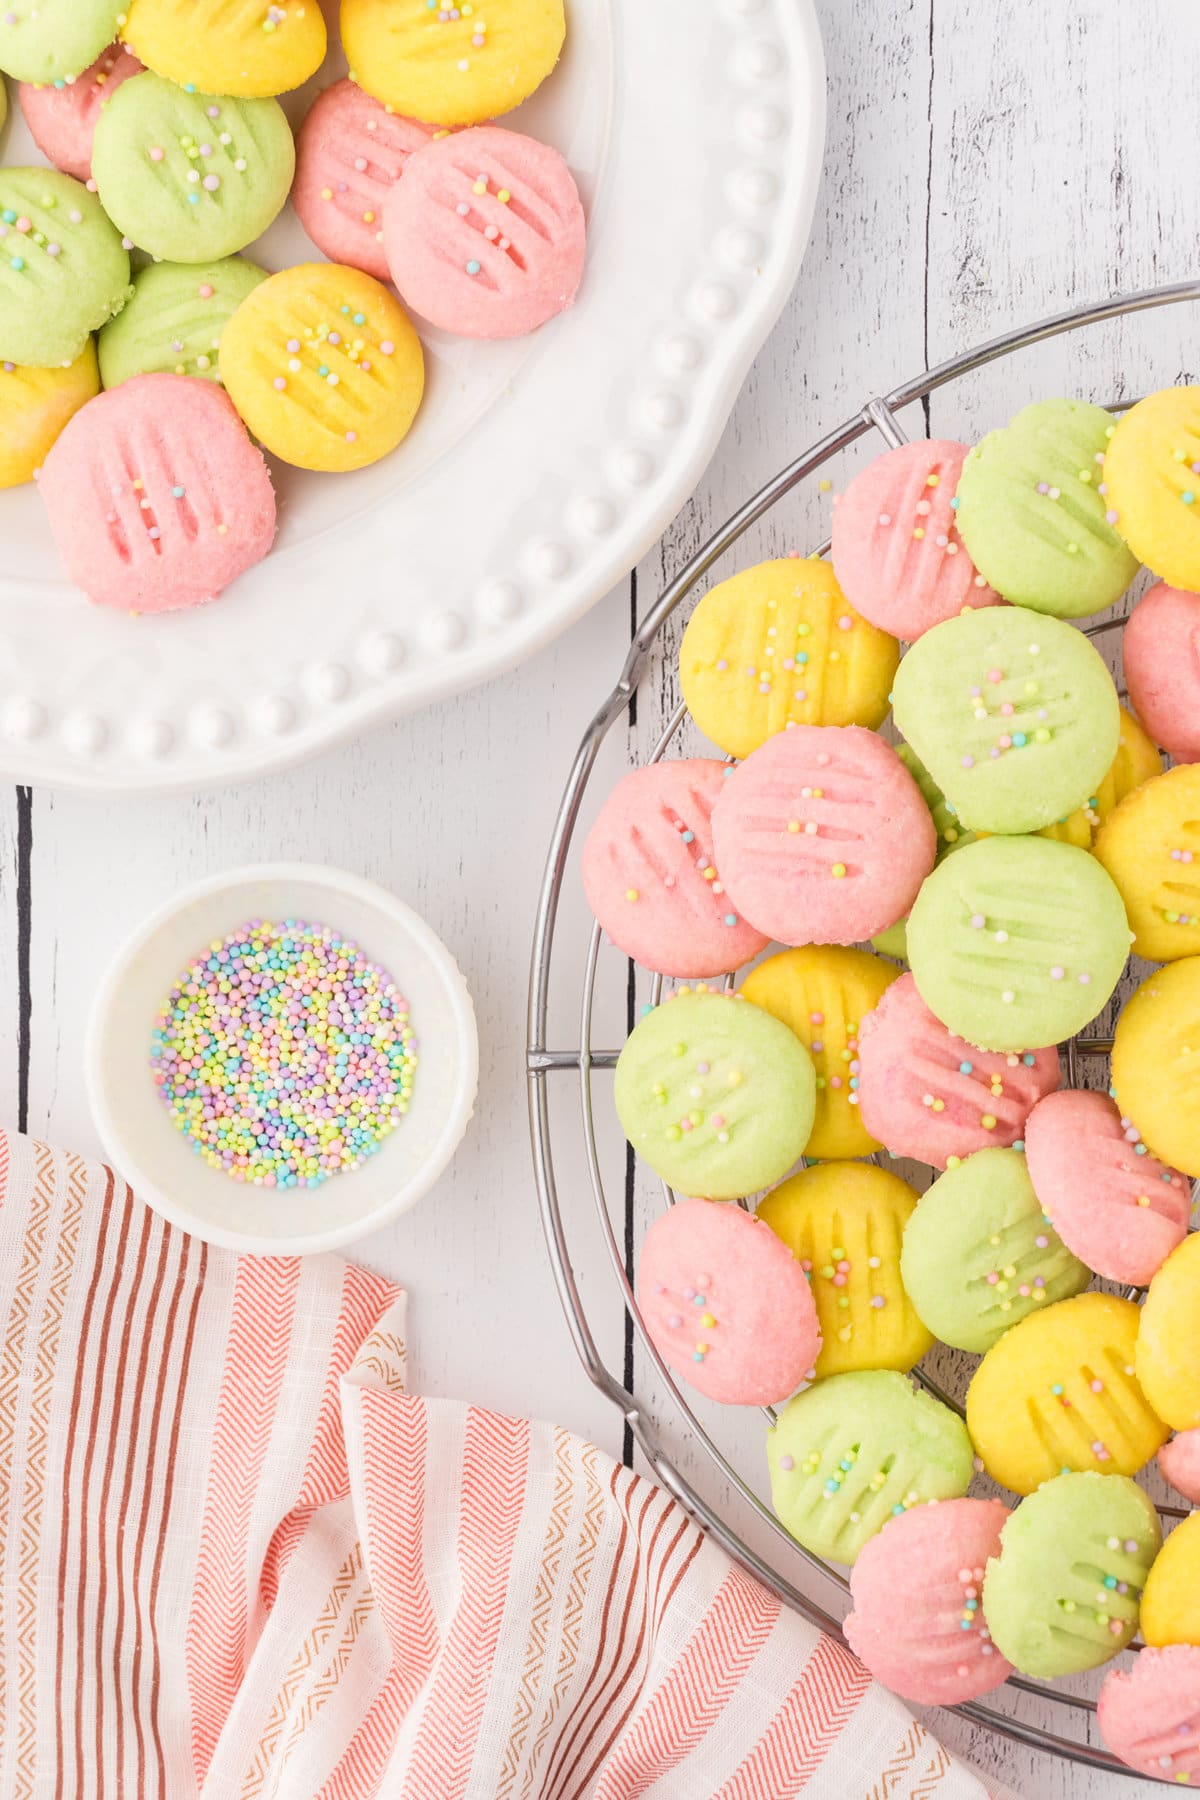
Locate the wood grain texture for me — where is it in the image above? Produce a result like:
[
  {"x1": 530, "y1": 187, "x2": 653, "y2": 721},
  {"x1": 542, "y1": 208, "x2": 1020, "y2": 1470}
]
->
[{"x1": 4, "y1": 0, "x2": 1199, "y2": 1790}]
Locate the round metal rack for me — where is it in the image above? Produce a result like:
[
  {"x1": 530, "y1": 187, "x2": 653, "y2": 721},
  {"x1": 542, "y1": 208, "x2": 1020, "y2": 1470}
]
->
[{"x1": 526, "y1": 279, "x2": 1200, "y2": 1780}]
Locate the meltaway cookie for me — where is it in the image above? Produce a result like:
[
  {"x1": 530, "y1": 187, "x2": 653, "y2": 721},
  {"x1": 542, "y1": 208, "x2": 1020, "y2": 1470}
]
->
[
  {"x1": 219, "y1": 263, "x2": 424, "y2": 472},
  {"x1": 830, "y1": 438, "x2": 1000, "y2": 639},
  {"x1": 1104, "y1": 386, "x2": 1200, "y2": 591},
  {"x1": 1138, "y1": 1511, "x2": 1200, "y2": 1647},
  {"x1": 767, "y1": 1369, "x2": 974, "y2": 1567},
  {"x1": 580, "y1": 760, "x2": 769, "y2": 978},
  {"x1": 870, "y1": 744, "x2": 977, "y2": 961},
  {"x1": 891, "y1": 604, "x2": 1121, "y2": 835},
  {"x1": 1111, "y1": 958, "x2": 1200, "y2": 1177},
  {"x1": 711, "y1": 725, "x2": 936, "y2": 947},
  {"x1": 637, "y1": 1198, "x2": 820, "y2": 1405},
  {"x1": 1160, "y1": 1431, "x2": 1200, "y2": 1506},
  {"x1": 38, "y1": 374, "x2": 276, "y2": 612},
  {"x1": 900, "y1": 1148, "x2": 1090, "y2": 1354},
  {"x1": 966, "y1": 1293, "x2": 1168, "y2": 1494},
  {"x1": 757, "y1": 1162, "x2": 932, "y2": 1378},
  {"x1": 613, "y1": 985, "x2": 815, "y2": 1200},
  {"x1": 1024, "y1": 1089, "x2": 1189, "y2": 1287},
  {"x1": 896, "y1": 741, "x2": 976, "y2": 860},
  {"x1": 97, "y1": 256, "x2": 267, "y2": 387},
  {"x1": 875, "y1": 706, "x2": 1158, "y2": 930},
  {"x1": 855, "y1": 972, "x2": 1059, "y2": 1168},
  {"x1": 91, "y1": 74, "x2": 295, "y2": 263},
  {"x1": 1099, "y1": 1645, "x2": 1200, "y2": 1784},
  {"x1": 0, "y1": 0, "x2": 122, "y2": 84},
  {"x1": 383, "y1": 127, "x2": 584, "y2": 339},
  {"x1": 1094, "y1": 765, "x2": 1200, "y2": 961},
  {"x1": 679, "y1": 557, "x2": 899, "y2": 759},
  {"x1": 0, "y1": 345, "x2": 99, "y2": 487},
  {"x1": 739, "y1": 945, "x2": 899, "y2": 1159},
  {"x1": 294, "y1": 80, "x2": 432, "y2": 282},
  {"x1": 1088, "y1": 702, "x2": 1164, "y2": 829},
  {"x1": 123, "y1": 0, "x2": 326, "y2": 98},
  {"x1": 341, "y1": 0, "x2": 566, "y2": 126},
  {"x1": 845, "y1": 1499, "x2": 1013, "y2": 1706},
  {"x1": 1123, "y1": 584, "x2": 1200, "y2": 764},
  {"x1": 0, "y1": 168, "x2": 131, "y2": 367},
  {"x1": 954, "y1": 399, "x2": 1137, "y2": 618},
  {"x1": 982, "y1": 1471, "x2": 1161, "y2": 1678},
  {"x1": 1137, "y1": 1233, "x2": 1200, "y2": 1433},
  {"x1": 18, "y1": 43, "x2": 142, "y2": 180},
  {"x1": 905, "y1": 835, "x2": 1130, "y2": 1054}
]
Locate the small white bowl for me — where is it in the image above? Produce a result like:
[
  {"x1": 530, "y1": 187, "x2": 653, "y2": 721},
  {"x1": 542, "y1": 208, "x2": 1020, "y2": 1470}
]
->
[{"x1": 86, "y1": 863, "x2": 478, "y2": 1255}]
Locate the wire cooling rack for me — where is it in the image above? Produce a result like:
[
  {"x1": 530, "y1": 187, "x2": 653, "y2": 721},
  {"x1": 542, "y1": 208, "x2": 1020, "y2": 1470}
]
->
[{"x1": 525, "y1": 280, "x2": 1200, "y2": 1780}]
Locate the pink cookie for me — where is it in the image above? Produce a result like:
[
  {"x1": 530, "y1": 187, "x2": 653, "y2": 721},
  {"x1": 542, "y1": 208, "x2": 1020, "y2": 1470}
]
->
[
  {"x1": 637, "y1": 1198, "x2": 820, "y2": 1405},
  {"x1": 855, "y1": 973, "x2": 1059, "y2": 1169},
  {"x1": 1160, "y1": 1431, "x2": 1200, "y2": 1505},
  {"x1": 581, "y1": 760, "x2": 769, "y2": 978},
  {"x1": 1098, "y1": 1645, "x2": 1200, "y2": 1784},
  {"x1": 1123, "y1": 582, "x2": 1200, "y2": 762},
  {"x1": 1024, "y1": 1089, "x2": 1190, "y2": 1286},
  {"x1": 710, "y1": 725, "x2": 936, "y2": 946},
  {"x1": 382, "y1": 125, "x2": 585, "y2": 340},
  {"x1": 293, "y1": 80, "x2": 432, "y2": 282},
  {"x1": 39, "y1": 374, "x2": 275, "y2": 614},
  {"x1": 19, "y1": 44, "x2": 143, "y2": 182},
  {"x1": 845, "y1": 1498, "x2": 1013, "y2": 1706},
  {"x1": 830, "y1": 440, "x2": 1000, "y2": 641}
]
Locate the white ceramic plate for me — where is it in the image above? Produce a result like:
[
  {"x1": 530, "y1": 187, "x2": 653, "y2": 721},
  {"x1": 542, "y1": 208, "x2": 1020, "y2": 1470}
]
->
[
  {"x1": 86, "y1": 863, "x2": 479, "y2": 1252},
  {"x1": 0, "y1": 0, "x2": 825, "y2": 792}
]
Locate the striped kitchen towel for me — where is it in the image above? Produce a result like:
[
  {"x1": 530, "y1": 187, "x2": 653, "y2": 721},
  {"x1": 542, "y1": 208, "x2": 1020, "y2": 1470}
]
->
[{"x1": 0, "y1": 1128, "x2": 1004, "y2": 1798}]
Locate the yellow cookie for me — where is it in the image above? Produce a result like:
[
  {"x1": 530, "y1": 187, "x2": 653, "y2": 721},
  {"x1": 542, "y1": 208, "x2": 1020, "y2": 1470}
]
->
[
  {"x1": 757, "y1": 1162, "x2": 932, "y2": 1378},
  {"x1": 220, "y1": 264, "x2": 424, "y2": 473},
  {"x1": 123, "y1": 0, "x2": 326, "y2": 97},
  {"x1": 1105, "y1": 386, "x2": 1200, "y2": 590},
  {"x1": 1137, "y1": 1233, "x2": 1200, "y2": 1433},
  {"x1": 1093, "y1": 703, "x2": 1164, "y2": 826},
  {"x1": 1141, "y1": 1511, "x2": 1200, "y2": 1647},
  {"x1": 1029, "y1": 808, "x2": 1093, "y2": 849},
  {"x1": 1112, "y1": 958, "x2": 1200, "y2": 1177},
  {"x1": 1094, "y1": 764, "x2": 1200, "y2": 962},
  {"x1": 342, "y1": 0, "x2": 565, "y2": 127},
  {"x1": 679, "y1": 558, "x2": 900, "y2": 759},
  {"x1": 739, "y1": 946, "x2": 899, "y2": 1160},
  {"x1": 966, "y1": 1293, "x2": 1168, "y2": 1495},
  {"x1": 0, "y1": 344, "x2": 99, "y2": 488}
]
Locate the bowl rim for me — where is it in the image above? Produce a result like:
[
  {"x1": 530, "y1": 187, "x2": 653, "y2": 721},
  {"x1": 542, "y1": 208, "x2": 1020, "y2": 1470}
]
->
[{"x1": 85, "y1": 860, "x2": 479, "y2": 1255}]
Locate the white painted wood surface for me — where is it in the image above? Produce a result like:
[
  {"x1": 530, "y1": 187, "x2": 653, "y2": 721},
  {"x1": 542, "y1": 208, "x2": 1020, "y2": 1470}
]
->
[{"x1": 5, "y1": 1, "x2": 1198, "y2": 1791}]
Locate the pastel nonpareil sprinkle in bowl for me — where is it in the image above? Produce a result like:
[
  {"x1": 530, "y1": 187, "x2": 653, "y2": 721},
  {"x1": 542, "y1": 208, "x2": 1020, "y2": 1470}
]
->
[{"x1": 86, "y1": 863, "x2": 478, "y2": 1254}]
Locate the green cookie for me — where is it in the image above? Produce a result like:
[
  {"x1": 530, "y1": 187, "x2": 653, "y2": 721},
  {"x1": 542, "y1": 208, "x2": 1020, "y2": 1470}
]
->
[
  {"x1": 906, "y1": 835, "x2": 1130, "y2": 1053},
  {"x1": 899, "y1": 742, "x2": 976, "y2": 860},
  {"x1": 900, "y1": 1148, "x2": 1090, "y2": 1353},
  {"x1": 872, "y1": 745, "x2": 975, "y2": 960},
  {"x1": 954, "y1": 399, "x2": 1139, "y2": 618},
  {"x1": 767, "y1": 1369, "x2": 974, "y2": 1566},
  {"x1": 0, "y1": 169, "x2": 131, "y2": 367},
  {"x1": 92, "y1": 74, "x2": 295, "y2": 264},
  {"x1": 614, "y1": 986, "x2": 814, "y2": 1200},
  {"x1": 983, "y1": 1471, "x2": 1160, "y2": 1677},
  {"x1": 0, "y1": 0, "x2": 122, "y2": 84},
  {"x1": 892, "y1": 606, "x2": 1119, "y2": 834},
  {"x1": 98, "y1": 256, "x2": 267, "y2": 387}
]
